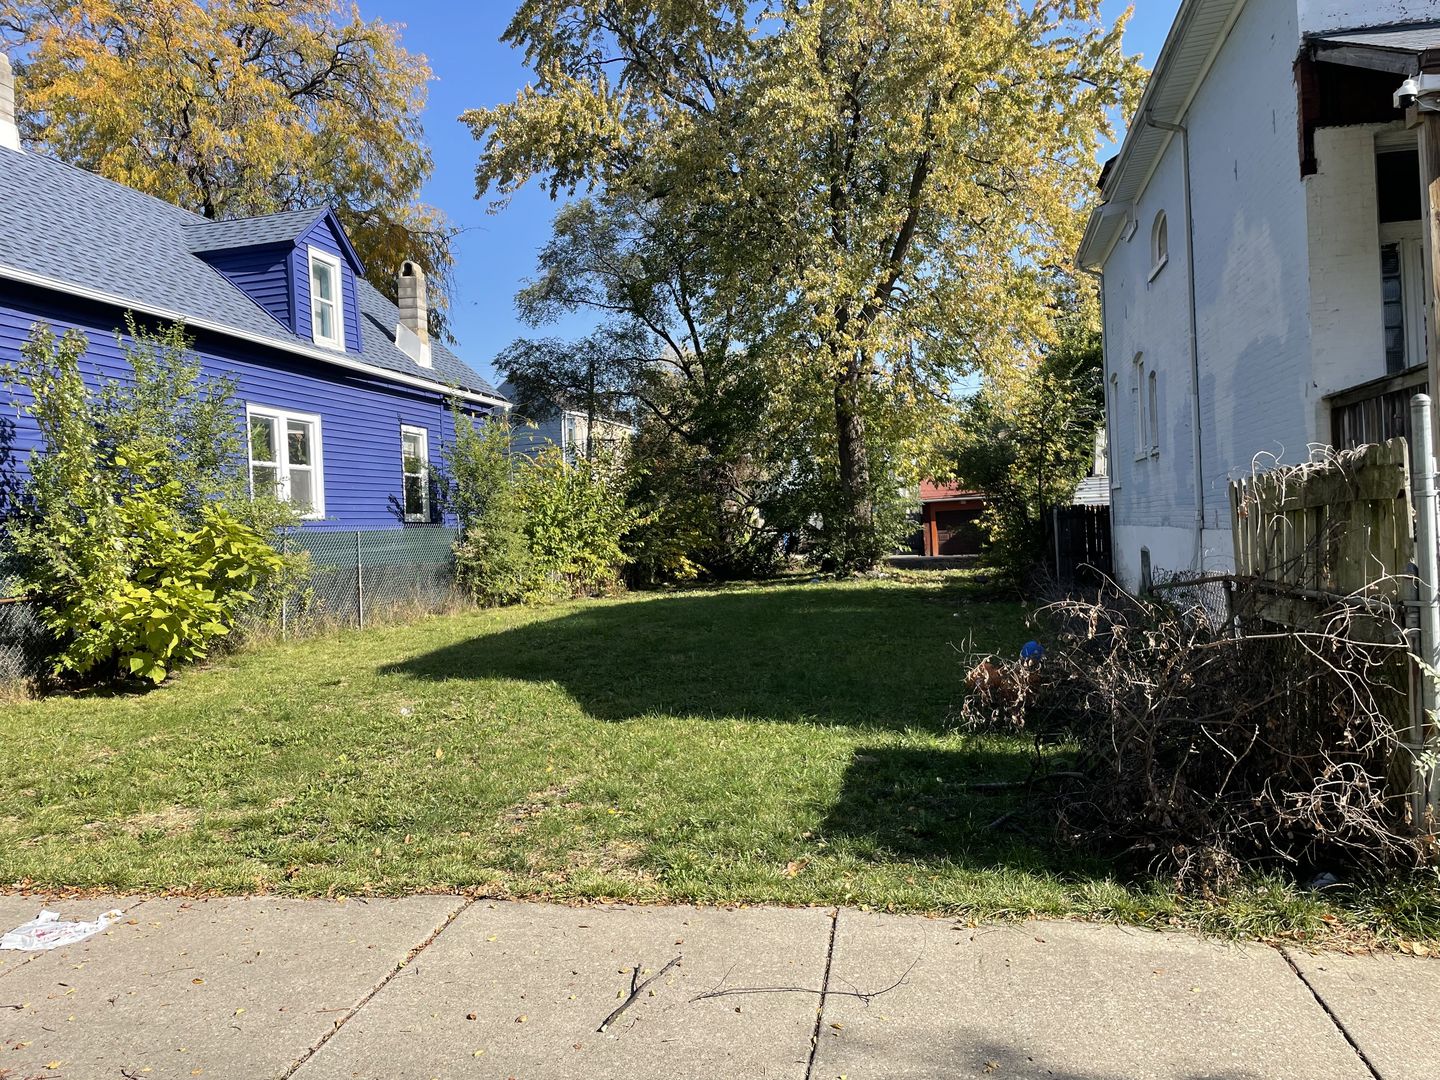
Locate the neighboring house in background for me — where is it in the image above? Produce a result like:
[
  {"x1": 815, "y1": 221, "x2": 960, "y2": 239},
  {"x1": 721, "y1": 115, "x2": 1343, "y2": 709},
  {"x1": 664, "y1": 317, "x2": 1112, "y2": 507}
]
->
[
  {"x1": 499, "y1": 382, "x2": 636, "y2": 462},
  {"x1": 1078, "y1": 0, "x2": 1440, "y2": 591},
  {"x1": 1071, "y1": 430, "x2": 1112, "y2": 509},
  {"x1": 0, "y1": 60, "x2": 506, "y2": 533}
]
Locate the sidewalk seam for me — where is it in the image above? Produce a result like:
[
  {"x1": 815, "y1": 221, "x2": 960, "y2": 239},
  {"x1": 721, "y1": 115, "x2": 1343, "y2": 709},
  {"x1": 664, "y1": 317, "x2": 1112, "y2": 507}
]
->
[
  {"x1": 803, "y1": 908, "x2": 840, "y2": 1080},
  {"x1": 279, "y1": 895, "x2": 476, "y2": 1079},
  {"x1": 1280, "y1": 947, "x2": 1382, "y2": 1080}
]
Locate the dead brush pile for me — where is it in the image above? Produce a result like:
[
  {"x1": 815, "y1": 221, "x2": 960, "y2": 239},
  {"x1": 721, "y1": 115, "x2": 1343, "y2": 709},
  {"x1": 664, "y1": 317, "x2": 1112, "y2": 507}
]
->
[{"x1": 964, "y1": 580, "x2": 1433, "y2": 892}]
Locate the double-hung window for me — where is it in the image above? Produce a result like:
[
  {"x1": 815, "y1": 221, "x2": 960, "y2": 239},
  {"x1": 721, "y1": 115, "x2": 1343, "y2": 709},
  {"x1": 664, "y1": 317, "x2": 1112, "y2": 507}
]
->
[
  {"x1": 308, "y1": 248, "x2": 344, "y2": 349},
  {"x1": 248, "y1": 405, "x2": 324, "y2": 517},
  {"x1": 400, "y1": 425, "x2": 430, "y2": 522}
]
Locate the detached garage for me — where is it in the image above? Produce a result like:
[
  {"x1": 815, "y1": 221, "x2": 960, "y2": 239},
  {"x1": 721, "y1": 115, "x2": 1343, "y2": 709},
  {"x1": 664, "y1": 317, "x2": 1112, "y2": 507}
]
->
[{"x1": 918, "y1": 483, "x2": 988, "y2": 557}]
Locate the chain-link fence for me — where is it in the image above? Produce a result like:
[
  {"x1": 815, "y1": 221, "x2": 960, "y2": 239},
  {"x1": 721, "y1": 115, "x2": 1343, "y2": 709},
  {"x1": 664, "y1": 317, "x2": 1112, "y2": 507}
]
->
[
  {"x1": 0, "y1": 527, "x2": 467, "y2": 684},
  {"x1": 260, "y1": 527, "x2": 464, "y2": 638}
]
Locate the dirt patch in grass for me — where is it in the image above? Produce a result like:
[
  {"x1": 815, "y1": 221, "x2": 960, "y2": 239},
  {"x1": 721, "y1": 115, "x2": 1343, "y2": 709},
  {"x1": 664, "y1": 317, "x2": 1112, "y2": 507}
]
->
[{"x1": 119, "y1": 806, "x2": 201, "y2": 838}]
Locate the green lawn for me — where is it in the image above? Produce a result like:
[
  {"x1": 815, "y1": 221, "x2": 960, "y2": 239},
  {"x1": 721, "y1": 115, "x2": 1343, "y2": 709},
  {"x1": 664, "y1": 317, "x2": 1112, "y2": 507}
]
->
[{"x1": 1, "y1": 575, "x2": 1434, "y2": 945}]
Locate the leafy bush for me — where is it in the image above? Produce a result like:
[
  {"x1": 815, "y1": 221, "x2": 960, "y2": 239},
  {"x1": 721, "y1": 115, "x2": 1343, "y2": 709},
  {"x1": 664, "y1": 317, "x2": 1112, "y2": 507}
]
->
[
  {"x1": 445, "y1": 413, "x2": 534, "y2": 605},
  {"x1": 446, "y1": 414, "x2": 635, "y2": 604},
  {"x1": 519, "y1": 446, "x2": 634, "y2": 598},
  {"x1": 3, "y1": 320, "x2": 289, "y2": 682}
]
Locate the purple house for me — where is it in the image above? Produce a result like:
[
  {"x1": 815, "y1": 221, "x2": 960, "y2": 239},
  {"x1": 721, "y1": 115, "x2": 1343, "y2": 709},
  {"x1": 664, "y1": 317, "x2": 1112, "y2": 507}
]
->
[{"x1": 0, "y1": 102, "x2": 506, "y2": 534}]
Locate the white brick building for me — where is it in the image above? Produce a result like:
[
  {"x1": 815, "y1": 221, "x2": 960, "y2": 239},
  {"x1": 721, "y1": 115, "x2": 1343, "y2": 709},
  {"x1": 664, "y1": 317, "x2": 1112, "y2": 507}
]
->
[{"x1": 1078, "y1": 0, "x2": 1440, "y2": 590}]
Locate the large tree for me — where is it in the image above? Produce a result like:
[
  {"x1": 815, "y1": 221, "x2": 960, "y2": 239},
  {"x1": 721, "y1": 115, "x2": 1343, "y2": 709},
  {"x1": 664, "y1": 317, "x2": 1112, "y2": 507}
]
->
[
  {"x1": 500, "y1": 193, "x2": 786, "y2": 576},
  {"x1": 2, "y1": 0, "x2": 458, "y2": 339},
  {"x1": 465, "y1": 0, "x2": 1138, "y2": 568}
]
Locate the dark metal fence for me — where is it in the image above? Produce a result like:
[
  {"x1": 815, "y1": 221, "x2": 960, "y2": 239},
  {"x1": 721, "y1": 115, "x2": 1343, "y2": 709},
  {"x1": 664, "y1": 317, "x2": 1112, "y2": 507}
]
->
[{"x1": 1, "y1": 527, "x2": 465, "y2": 682}]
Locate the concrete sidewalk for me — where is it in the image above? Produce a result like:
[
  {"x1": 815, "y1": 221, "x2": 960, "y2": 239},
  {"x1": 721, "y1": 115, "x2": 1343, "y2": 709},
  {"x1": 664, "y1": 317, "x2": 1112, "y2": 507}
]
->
[{"x1": 0, "y1": 895, "x2": 1435, "y2": 1080}]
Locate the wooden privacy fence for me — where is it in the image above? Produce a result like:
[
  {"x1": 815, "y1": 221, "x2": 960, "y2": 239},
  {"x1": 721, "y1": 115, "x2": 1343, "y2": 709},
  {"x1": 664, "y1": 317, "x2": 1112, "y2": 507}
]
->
[
  {"x1": 1051, "y1": 505, "x2": 1112, "y2": 582},
  {"x1": 1229, "y1": 439, "x2": 1414, "y2": 626}
]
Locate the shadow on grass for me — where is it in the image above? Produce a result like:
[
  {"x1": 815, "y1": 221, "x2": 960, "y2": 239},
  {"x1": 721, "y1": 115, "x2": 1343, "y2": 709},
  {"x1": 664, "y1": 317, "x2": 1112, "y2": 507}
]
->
[
  {"x1": 384, "y1": 582, "x2": 1026, "y2": 734},
  {"x1": 819, "y1": 745, "x2": 1060, "y2": 868}
]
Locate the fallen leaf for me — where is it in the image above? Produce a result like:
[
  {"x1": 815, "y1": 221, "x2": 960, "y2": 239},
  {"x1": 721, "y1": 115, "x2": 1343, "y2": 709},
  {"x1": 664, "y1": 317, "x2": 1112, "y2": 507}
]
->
[
  {"x1": 434, "y1": 748, "x2": 444, "y2": 760},
  {"x1": 467, "y1": 1012, "x2": 477, "y2": 1021},
  {"x1": 516, "y1": 1015, "x2": 527, "y2": 1024},
  {"x1": 191, "y1": 978, "x2": 205, "y2": 986}
]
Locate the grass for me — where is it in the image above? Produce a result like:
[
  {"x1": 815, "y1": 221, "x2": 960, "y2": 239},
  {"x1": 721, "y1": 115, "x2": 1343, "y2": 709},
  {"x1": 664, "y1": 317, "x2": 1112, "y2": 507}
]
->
[{"x1": 1, "y1": 573, "x2": 1436, "y2": 947}]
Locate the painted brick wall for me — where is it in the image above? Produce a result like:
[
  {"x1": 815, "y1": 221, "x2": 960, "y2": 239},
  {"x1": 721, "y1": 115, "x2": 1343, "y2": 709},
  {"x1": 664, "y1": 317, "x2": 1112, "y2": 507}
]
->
[
  {"x1": 1186, "y1": 0, "x2": 1312, "y2": 536},
  {"x1": 0, "y1": 282, "x2": 489, "y2": 530},
  {"x1": 1099, "y1": 137, "x2": 1198, "y2": 555},
  {"x1": 1306, "y1": 123, "x2": 1389, "y2": 412}
]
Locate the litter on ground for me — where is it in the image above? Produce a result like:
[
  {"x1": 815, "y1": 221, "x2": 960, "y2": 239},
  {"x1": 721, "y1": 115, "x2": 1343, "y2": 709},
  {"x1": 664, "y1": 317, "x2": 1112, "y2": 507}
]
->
[{"x1": 0, "y1": 908, "x2": 125, "y2": 951}]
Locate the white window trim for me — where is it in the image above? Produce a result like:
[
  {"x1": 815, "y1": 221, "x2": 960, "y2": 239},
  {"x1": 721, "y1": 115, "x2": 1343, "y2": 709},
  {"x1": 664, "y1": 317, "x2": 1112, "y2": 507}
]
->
[
  {"x1": 1380, "y1": 221, "x2": 1429, "y2": 373},
  {"x1": 307, "y1": 246, "x2": 345, "y2": 350},
  {"x1": 1148, "y1": 212, "x2": 1169, "y2": 282},
  {"x1": 1132, "y1": 356, "x2": 1146, "y2": 461},
  {"x1": 1147, "y1": 370, "x2": 1160, "y2": 457},
  {"x1": 247, "y1": 404, "x2": 326, "y2": 519},
  {"x1": 400, "y1": 424, "x2": 430, "y2": 523}
]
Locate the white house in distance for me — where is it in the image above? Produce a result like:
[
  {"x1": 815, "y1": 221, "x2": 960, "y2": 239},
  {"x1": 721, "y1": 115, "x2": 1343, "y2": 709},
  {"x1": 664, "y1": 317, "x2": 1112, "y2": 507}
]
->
[
  {"x1": 498, "y1": 381, "x2": 636, "y2": 462},
  {"x1": 1078, "y1": 0, "x2": 1440, "y2": 590}
]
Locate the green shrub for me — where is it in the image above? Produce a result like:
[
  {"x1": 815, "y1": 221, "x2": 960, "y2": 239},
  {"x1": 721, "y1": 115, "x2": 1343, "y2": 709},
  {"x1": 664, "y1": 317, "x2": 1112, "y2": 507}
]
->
[
  {"x1": 445, "y1": 413, "x2": 534, "y2": 606},
  {"x1": 518, "y1": 446, "x2": 635, "y2": 599},
  {"x1": 3, "y1": 320, "x2": 290, "y2": 682},
  {"x1": 445, "y1": 413, "x2": 636, "y2": 604}
]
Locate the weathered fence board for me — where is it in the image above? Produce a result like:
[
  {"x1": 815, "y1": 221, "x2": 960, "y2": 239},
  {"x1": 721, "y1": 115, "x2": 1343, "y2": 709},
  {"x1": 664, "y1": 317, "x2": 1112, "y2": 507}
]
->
[
  {"x1": 1052, "y1": 505, "x2": 1112, "y2": 582},
  {"x1": 1230, "y1": 439, "x2": 1413, "y2": 624}
]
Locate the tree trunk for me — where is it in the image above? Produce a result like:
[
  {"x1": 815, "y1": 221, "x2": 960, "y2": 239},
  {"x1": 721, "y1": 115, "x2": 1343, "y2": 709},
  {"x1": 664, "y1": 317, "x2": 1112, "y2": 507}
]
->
[{"x1": 834, "y1": 351, "x2": 874, "y2": 569}]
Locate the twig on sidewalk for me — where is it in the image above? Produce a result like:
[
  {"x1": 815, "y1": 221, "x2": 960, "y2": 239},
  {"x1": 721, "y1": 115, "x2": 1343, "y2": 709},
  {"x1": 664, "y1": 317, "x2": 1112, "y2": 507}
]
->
[
  {"x1": 598, "y1": 954, "x2": 681, "y2": 1033},
  {"x1": 689, "y1": 956, "x2": 918, "y2": 1006}
]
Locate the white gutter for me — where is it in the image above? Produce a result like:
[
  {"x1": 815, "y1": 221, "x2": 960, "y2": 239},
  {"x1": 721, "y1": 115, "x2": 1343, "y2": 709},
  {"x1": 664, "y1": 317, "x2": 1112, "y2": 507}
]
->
[{"x1": 0, "y1": 262, "x2": 511, "y2": 410}]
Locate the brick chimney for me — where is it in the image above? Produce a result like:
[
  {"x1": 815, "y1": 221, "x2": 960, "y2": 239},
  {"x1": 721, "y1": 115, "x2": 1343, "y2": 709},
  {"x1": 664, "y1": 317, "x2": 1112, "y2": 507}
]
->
[
  {"x1": 0, "y1": 53, "x2": 20, "y2": 153},
  {"x1": 395, "y1": 261, "x2": 431, "y2": 368}
]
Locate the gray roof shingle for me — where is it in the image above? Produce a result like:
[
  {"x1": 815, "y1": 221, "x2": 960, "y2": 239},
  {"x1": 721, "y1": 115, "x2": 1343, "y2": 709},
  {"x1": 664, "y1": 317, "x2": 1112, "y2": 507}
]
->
[
  {"x1": 0, "y1": 146, "x2": 502, "y2": 401},
  {"x1": 181, "y1": 207, "x2": 330, "y2": 254}
]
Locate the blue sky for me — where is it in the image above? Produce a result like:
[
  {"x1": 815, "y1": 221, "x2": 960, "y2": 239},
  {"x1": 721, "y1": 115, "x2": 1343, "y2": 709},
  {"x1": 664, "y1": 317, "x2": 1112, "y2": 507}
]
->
[{"x1": 365, "y1": 1, "x2": 1183, "y2": 384}]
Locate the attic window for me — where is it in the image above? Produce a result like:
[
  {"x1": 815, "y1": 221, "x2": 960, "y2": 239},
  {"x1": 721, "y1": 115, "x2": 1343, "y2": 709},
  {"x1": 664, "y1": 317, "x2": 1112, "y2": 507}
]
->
[
  {"x1": 1149, "y1": 212, "x2": 1169, "y2": 281},
  {"x1": 308, "y1": 248, "x2": 344, "y2": 349}
]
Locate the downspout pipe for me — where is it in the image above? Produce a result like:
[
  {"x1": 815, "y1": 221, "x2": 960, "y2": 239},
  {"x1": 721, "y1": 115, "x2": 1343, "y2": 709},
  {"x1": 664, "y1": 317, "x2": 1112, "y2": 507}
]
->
[
  {"x1": 1145, "y1": 110, "x2": 1207, "y2": 573},
  {"x1": 1077, "y1": 262, "x2": 1114, "y2": 509}
]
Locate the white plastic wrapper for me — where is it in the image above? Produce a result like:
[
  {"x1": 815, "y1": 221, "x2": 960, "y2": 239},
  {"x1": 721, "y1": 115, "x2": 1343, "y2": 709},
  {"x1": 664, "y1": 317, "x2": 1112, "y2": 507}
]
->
[{"x1": 0, "y1": 908, "x2": 125, "y2": 951}]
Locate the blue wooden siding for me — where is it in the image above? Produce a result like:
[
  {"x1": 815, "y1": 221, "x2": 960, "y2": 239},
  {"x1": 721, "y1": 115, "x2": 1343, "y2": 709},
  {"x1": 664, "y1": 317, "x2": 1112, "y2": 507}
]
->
[
  {"x1": 197, "y1": 243, "x2": 294, "y2": 330},
  {"x1": 0, "y1": 283, "x2": 490, "y2": 530},
  {"x1": 292, "y1": 217, "x2": 364, "y2": 353}
]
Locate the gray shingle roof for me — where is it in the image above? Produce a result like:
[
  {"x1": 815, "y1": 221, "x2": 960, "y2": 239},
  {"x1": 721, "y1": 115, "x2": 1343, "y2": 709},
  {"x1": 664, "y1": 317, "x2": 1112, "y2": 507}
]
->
[
  {"x1": 181, "y1": 207, "x2": 330, "y2": 254},
  {"x1": 0, "y1": 147, "x2": 502, "y2": 401}
]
